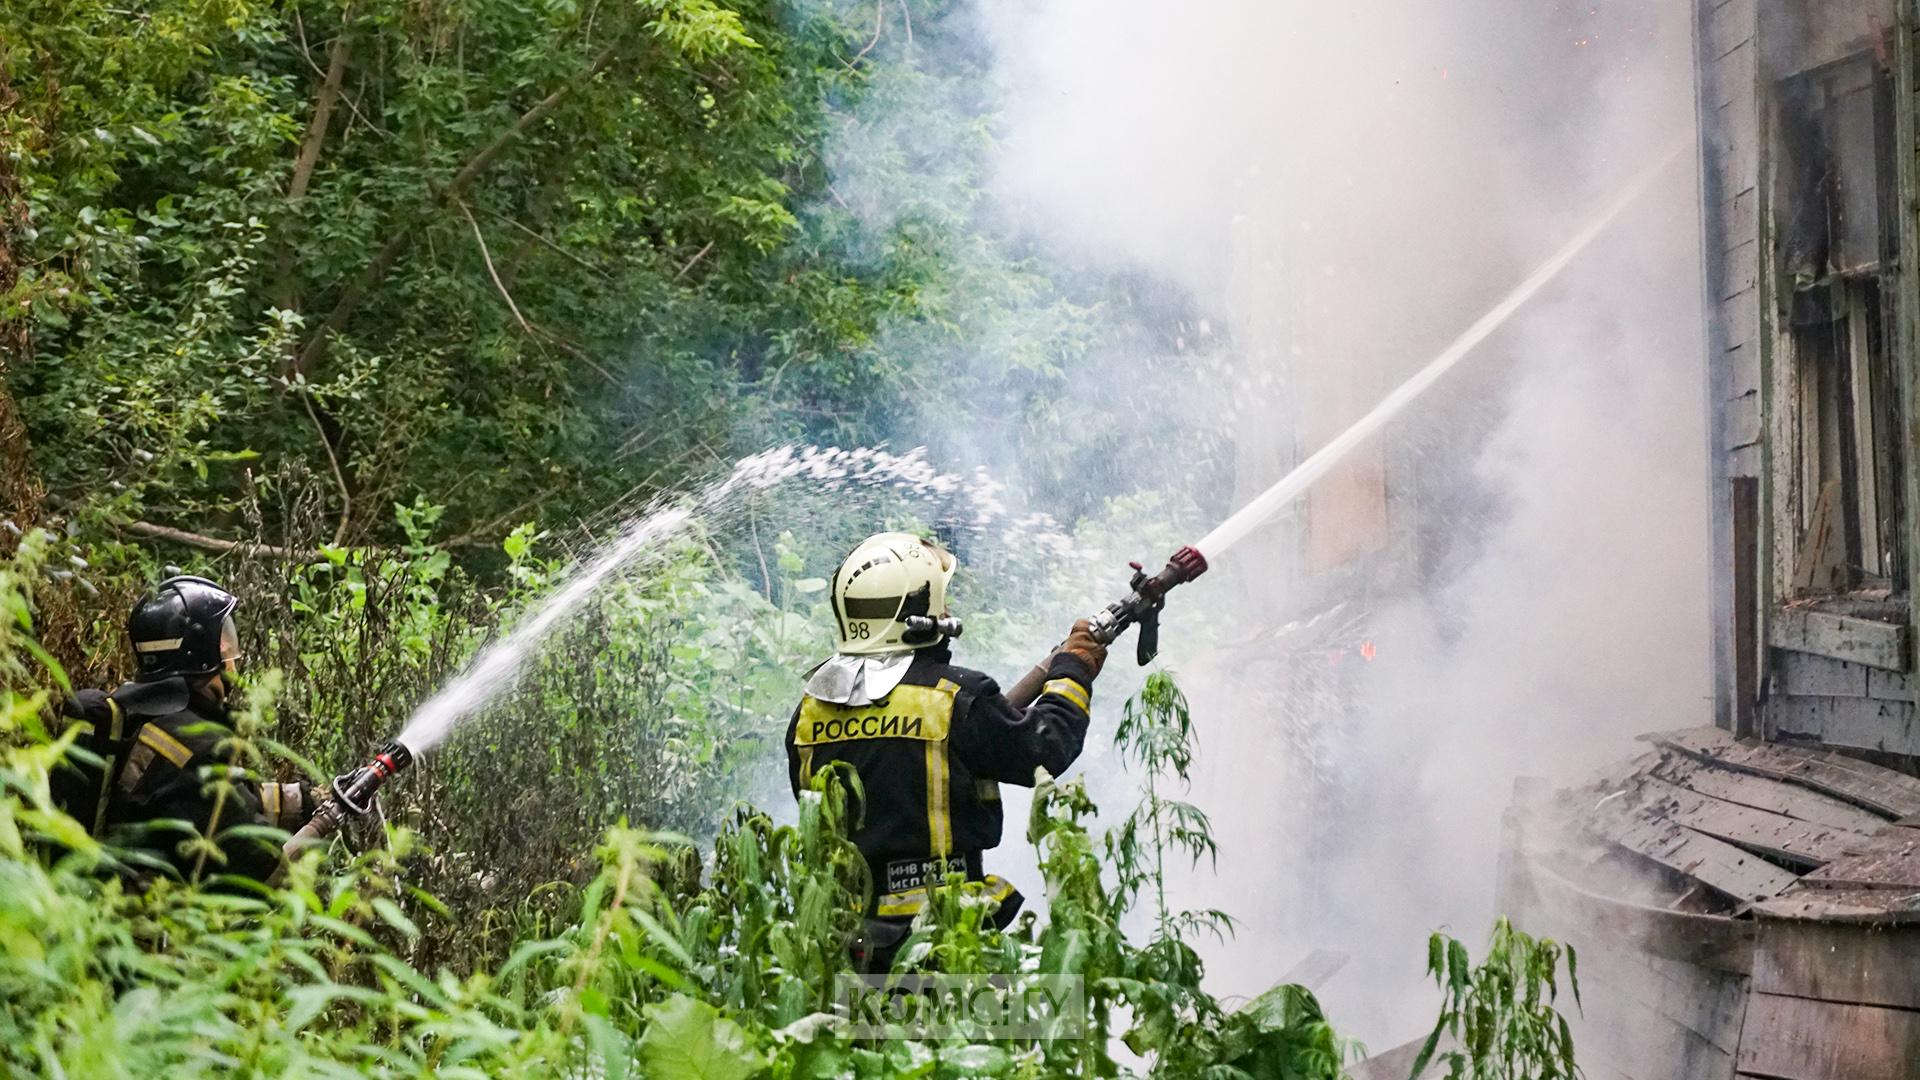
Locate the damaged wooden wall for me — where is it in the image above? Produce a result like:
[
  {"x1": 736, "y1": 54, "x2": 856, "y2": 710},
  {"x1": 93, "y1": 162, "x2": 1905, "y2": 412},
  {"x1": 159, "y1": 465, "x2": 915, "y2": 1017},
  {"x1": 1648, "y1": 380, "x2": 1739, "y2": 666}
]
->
[{"x1": 1700, "y1": 0, "x2": 1920, "y2": 757}]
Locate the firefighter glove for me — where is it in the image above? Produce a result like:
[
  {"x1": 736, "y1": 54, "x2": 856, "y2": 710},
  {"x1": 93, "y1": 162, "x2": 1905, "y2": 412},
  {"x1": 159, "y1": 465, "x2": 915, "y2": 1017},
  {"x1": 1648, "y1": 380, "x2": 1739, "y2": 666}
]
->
[{"x1": 1060, "y1": 619, "x2": 1108, "y2": 679}]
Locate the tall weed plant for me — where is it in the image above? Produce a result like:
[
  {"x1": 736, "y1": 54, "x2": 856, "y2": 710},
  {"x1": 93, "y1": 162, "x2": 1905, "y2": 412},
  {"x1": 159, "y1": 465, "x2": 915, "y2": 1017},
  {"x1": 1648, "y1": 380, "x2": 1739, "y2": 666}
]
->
[{"x1": 3, "y1": 533, "x2": 1581, "y2": 1077}]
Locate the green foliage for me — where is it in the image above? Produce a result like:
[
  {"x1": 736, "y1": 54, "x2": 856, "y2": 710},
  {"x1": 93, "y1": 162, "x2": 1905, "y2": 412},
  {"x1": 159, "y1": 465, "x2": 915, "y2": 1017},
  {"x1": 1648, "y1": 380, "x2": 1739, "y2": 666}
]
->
[
  {"x1": 1413, "y1": 918, "x2": 1583, "y2": 1080},
  {"x1": 0, "y1": 534, "x2": 1588, "y2": 1076},
  {"x1": 3, "y1": 0, "x2": 1225, "y2": 560}
]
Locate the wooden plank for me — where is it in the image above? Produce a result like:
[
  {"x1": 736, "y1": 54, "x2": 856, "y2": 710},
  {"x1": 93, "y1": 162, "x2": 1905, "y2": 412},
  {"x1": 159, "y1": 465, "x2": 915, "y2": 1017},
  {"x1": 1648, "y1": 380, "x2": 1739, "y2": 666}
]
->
[
  {"x1": 1725, "y1": 338, "x2": 1760, "y2": 398},
  {"x1": 1710, "y1": 39, "x2": 1756, "y2": 111},
  {"x1": 1728, "y1": 441, "x2": 1760, "y2": 480},
  {"x1": 1718, "y1": 255, "x2": 1757, "y2": 303},
  {"x1": 1624, "y1": 774, "x2": 1890, "y2": 869},
  {"x1": 1703, "y1": 0, "x2": 1754, "y2": 60},
  {"x1": 1736, "y1": 993, "x2": 1920, "y2": 1080},
  {"x1": 1899, "y1": 13, "x2": 1920, "y2": 719},
  {"x1": 1734, "y1": 476, "x2": 1760, "y2": 736},
  {"x1": 1768, "y1": 608, "x2": 1910, "y2": 671},
  {"x1": 1721, "y1": 188, "x2": 1758, "y2": 254},
  {"x1": 1278, "y1": 948, "x2": 1347, "y2": 991},
  {"x1": 1653, "y1": 757, "x2": 1891, "y2": 834},
  {"x1": 1725, "y1": 389, "x2": 1761, "y2": 449},
  {"x1": 1645, "y1": 728, "x2": 1920, "y2": 818},
  {"x1": 1868, "y1": 668, "x2": 1916, "y2": 703},
  {"x1": 1722, "y1": 294, "x2": 1759, "y2": 354},
  {"x1": 1586, "y1": 786, "x2": 1801, "y2": 902},
  {"x1": 1769, "y1": 696, "x2": 1920, "y2": 758},
  {"x1": 1710, "y1": 146, "x2": 1756, "y2": 217},
  {"x1": 1790, "y1": 483, "x2": 1850, "y2": 593},
  {"x1": 1569, "y1": 928, "x2": 1750, "y2": 1054},
  {"x1": 1773, "y1": 651, "x2": 1871, "y2": 698},
  {"x1": 1752, "y1": 886, "x2": 1920, "y2": 924},
  {"x1": 1349, "y1": 1035, "x2": 1446, "y2": 1080},
  {"x1": 1752, "y1": 923, "x2": 1920, "y2": 1009},
  {"x1": 1803, "y1": 747, "x2": 1920, "y2": 800},
  {"x1": 1517, "y1": 852, "x2": 1756, "y2": 974},
  {"x1": 1569, "y1": 961, "x2": 1740, "y2": 1080},
  {"x1": 1801, "y1": 845, "x2": 1920, "y2": 891}
]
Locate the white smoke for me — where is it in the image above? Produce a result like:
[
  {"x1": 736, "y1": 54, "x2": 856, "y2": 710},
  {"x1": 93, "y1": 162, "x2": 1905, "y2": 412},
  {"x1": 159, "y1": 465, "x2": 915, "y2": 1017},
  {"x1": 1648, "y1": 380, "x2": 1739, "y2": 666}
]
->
[{"x1": 959, "y1": 0, "x2": 1709, "y2": 1046}]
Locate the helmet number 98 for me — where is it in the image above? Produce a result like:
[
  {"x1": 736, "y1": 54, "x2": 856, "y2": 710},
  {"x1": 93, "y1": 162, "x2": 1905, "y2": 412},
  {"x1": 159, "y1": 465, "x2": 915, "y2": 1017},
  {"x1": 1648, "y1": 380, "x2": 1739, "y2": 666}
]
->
[{"x1": 849, "y1": 622, "x2": 872, "y2": 640}]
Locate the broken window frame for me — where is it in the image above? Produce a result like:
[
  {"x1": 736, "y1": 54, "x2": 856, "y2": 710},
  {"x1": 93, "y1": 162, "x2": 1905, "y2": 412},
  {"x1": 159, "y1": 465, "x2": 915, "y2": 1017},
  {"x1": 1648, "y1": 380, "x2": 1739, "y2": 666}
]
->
[{"x1": 1772, "y1": 50, "x2": 1906, "y2": 594}]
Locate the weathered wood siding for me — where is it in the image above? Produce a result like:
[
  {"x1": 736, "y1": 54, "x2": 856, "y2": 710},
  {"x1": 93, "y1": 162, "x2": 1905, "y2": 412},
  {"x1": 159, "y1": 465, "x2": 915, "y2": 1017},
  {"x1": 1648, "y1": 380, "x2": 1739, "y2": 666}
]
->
[
  {"x1": 1700, "y1": 0, "x2": 1920, "y2": 756},
  {"x1": 1764, "y1": 623, "x2": 1918, "y2": 754},
  {"x1": 1700, "y1": 0, "x2": 1760, "y2": 487}
]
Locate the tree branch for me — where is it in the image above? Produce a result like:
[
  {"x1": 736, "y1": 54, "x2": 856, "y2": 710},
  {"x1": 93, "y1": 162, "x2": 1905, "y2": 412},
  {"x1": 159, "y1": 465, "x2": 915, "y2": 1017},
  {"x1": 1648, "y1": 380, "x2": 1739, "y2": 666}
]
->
[
  {"x1": 673, "y1": 240, "x2": 713, "y2": 281},
  {"x1": 288, "y1": 19, "x2": 352, "y2": 205},
  {"x1": 482, "y1": 207, "x2": 614, "y2": 280},
  {"x1": 846, "y1": 0, "x2": 885, "y2": 68},
  {"x1": 117, "y1": 520, "x2": 309, "y2": 560},
  {"x1": 458, "y1": 200, "x2": 622, "y2": 390},
  {"x1": 292, "y1": 42, "x2": 622, "y2": 375},
  {"x1": 277, "y1": 13, "x2": 353, "y2": 311},
  {"x1": 459, "y1": 199, "x2": 532, "y2": 334},
  {"x1": 299, "y1": 385, "x2": 353, "y2": 546}
]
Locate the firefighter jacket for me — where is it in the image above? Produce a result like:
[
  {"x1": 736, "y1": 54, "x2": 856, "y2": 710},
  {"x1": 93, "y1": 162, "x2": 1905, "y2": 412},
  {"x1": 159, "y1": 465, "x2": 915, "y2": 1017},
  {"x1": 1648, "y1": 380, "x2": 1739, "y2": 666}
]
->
[
  {"x1": 50, "y1": 677, "x2": 316, "y2": 886},
  {"x1": 786, "y1": 642, "x2": 1096, "y2": 922}
]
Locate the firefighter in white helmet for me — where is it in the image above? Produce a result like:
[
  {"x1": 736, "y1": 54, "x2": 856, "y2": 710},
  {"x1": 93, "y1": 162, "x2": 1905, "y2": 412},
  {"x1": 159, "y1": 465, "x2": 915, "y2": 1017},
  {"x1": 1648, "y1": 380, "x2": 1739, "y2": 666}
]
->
[{"x1": 786, "y1": 532, "x2": 1106, "y2": 972}]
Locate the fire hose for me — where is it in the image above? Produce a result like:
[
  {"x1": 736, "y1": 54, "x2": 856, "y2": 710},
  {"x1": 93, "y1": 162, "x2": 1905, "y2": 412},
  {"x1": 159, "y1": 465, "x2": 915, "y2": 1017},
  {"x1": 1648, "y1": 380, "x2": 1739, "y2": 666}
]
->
[
  {"x1": 1005, "y1": 545, "x2": 1208, "y2": 709},
  {"x1": 279, "y1": 548, "x2": 1204, "y2": 852}
]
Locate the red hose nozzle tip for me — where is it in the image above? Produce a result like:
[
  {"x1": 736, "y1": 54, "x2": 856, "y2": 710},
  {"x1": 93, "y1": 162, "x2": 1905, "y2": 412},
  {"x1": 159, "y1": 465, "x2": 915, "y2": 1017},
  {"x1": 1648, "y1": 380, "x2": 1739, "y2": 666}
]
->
[{"x1": 1169, "y1": 545, "x2": 1208, "y2": 582}]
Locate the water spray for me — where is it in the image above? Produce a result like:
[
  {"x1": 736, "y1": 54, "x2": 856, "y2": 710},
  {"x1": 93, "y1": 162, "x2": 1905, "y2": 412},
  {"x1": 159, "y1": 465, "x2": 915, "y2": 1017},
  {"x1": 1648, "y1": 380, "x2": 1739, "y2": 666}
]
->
[
  {"x1": 1194, "y1": 142, "x2": 1685, "y2": 560},
  {"x1": 1005, "y1": 147, "x2": 1682, "y2": 706}
]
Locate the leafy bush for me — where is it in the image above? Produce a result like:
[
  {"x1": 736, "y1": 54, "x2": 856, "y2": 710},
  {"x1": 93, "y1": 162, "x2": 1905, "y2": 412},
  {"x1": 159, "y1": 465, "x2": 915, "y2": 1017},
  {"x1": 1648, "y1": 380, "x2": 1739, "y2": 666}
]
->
[{"x1": 1, "y1": 538, "x2": 1583, "y2": 1077}]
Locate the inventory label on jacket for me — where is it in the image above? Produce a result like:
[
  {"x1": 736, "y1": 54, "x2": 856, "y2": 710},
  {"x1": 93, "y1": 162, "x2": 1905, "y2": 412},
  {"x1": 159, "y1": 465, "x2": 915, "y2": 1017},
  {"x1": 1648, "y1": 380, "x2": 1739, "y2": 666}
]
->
[{"x1": 884, "y1": 853, "x2": 973, "y2": 893}]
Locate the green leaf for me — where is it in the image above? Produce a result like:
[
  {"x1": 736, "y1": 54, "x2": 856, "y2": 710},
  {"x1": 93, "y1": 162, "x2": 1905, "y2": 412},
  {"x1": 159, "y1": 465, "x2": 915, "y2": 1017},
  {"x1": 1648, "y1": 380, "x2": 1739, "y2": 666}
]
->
[
  {"x1": 371, "y1": 896, "x2": 420, "y2": 940},
  {"x1": 637, "y1": 994, "x2": 767, "y2": 1080}
]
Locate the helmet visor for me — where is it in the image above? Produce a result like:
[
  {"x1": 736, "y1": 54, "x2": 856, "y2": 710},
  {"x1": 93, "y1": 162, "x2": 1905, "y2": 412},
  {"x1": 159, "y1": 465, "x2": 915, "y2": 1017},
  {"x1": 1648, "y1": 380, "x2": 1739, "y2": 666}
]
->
[
  {"x1": 919, "y1": 537, "x2": 955, "y2": 574},
  {"x1": 219, "y1": 614, "x2": 243, "y2": 668}
]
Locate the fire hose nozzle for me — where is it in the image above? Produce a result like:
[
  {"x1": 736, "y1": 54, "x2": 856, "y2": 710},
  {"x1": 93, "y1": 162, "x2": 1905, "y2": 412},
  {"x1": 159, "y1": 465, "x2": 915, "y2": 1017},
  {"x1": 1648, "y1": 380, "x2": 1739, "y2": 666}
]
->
[
  {"x1": 1001, "y1": 545, "x2": 1209, "y2": 709},
  {"x1": 332, "y1": 740, "x2": 413, "y2": 816},
  {"x1": 283, "y1": 739, "x2": 415, "y2": 858},
  {"x1": 1087, "y1": 545, "x2": 1210, "y2": 663}
]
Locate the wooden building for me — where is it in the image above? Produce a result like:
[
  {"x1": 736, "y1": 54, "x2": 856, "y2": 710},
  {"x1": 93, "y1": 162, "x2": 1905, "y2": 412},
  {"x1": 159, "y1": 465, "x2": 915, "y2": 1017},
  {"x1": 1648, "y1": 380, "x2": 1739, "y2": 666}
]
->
[
  {"x1": 1702, "y1": 0, "x2": 1920, "y2": 748},
  {"x1": 1487, "y1": 2, "x2": 1920, "y2": 1077}
]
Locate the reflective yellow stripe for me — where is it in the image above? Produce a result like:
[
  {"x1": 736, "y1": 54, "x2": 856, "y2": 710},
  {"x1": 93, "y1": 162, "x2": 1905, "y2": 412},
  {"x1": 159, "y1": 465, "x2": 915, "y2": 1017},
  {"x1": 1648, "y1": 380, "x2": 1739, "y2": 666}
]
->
[
  {"x1": 797, "y1": 746, "x2": 814, "y2": 788},
  {"x1": 876, "y1": 890, "x2": 928, "y2": 917},
  {"x1": 925, "y1": 740, "x2": 951, "y2": 857},
  {"x1": 137, "y1": 723, "x2": 192, "y2": 768},
  {"x1": 1043, "y1": 678, "x2": 1091, "y2": 714},
  {"x1": 794, "y1": 681, "x2": 957, "y2": 745},
  {"x1": 262, "y1": 781, "x2": 281, "y2": 823},
  {"x1": 93, "y1": 753, "x2": 116, "y2": 837},
  {"x1": 88, "y1": 699, "x2": 129, "y2": 837},
  {"x1": 878, "y1": 875, "x2": 1015, "y2": 918}
]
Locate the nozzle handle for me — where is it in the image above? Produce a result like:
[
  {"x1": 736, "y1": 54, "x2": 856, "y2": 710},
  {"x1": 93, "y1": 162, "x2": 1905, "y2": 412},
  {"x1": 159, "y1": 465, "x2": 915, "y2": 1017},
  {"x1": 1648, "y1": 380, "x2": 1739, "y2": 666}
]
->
[{"x1": 1136, "y1": 607, "x2": 1160, "y2": 666}]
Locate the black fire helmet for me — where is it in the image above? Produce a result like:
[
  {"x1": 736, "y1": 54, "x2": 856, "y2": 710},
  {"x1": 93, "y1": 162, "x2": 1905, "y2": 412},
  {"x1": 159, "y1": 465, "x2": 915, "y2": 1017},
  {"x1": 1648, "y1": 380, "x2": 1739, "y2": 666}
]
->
[{"x1": 127, "y1": 575, "x2": 240, "y2": 682}]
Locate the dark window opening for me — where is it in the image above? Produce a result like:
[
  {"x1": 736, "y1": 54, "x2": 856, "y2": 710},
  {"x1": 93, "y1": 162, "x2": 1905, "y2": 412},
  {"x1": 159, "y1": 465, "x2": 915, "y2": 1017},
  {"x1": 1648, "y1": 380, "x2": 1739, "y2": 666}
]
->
[{"x1": 1775, "y1": 53, "x2": 1904, "y2": 591}]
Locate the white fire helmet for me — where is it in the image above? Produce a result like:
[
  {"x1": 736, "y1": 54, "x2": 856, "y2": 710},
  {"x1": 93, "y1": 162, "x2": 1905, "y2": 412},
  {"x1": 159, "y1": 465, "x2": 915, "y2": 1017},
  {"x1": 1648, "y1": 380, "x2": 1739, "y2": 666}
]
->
[{"x1": 829, "y1": 532, "x2": 957, "y2": 655}]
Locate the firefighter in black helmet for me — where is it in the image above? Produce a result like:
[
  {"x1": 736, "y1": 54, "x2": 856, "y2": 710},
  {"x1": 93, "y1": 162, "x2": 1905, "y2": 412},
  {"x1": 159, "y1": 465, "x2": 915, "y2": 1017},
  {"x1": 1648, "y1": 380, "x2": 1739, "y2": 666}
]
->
[
  {"x1": 786, "y1": 533, "x2": 1107, "y2": 972},
  {"x1": 49, "y1": 575, "x2": 318, "y2": 886}
]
